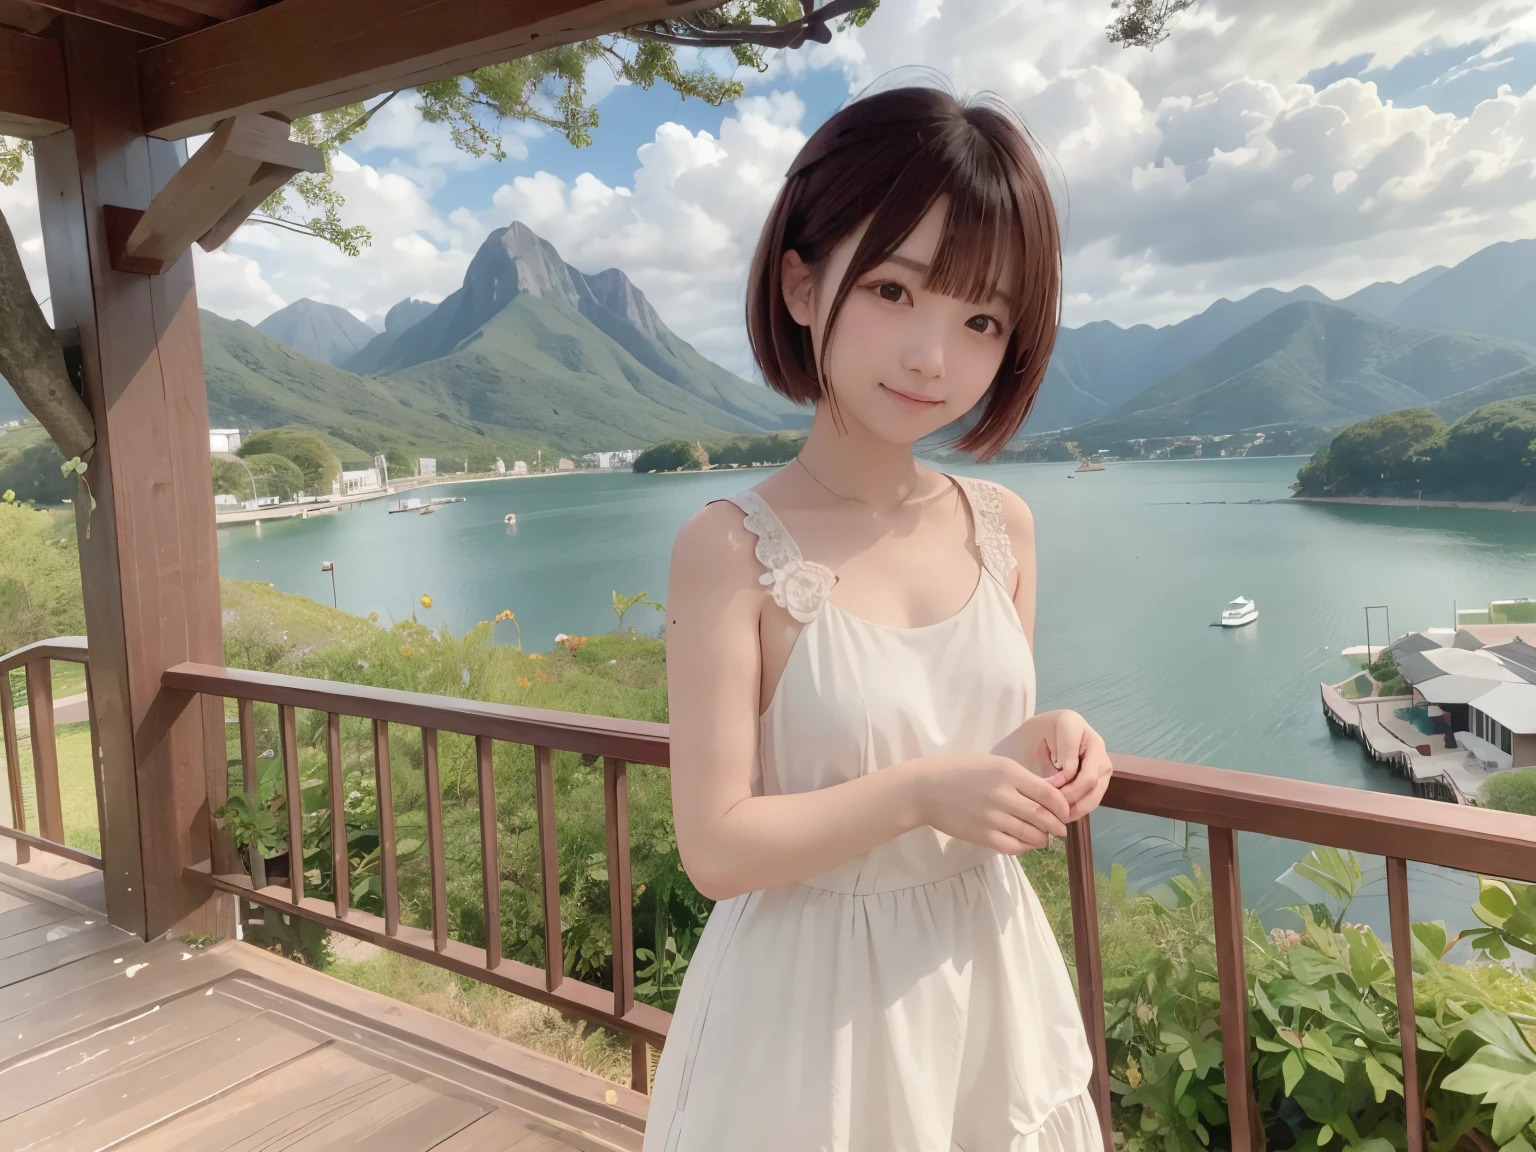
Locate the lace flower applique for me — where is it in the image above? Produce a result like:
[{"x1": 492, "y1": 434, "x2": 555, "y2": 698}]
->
[
  {"x1": 960, "y1": 478, "x2": 1017, "y2": 584},
  {"x1": 738, "y1": 496, "x2": 835, "y2": 624}
]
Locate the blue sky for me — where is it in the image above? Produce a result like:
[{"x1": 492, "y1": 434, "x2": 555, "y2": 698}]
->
[{"x1": 6, "y1": 0, "x2": 1536, "y2": 381}]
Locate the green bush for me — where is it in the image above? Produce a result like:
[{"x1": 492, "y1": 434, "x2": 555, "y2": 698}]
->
[
  {"x1": 633, "y1": 439, "x2": 703, "y2": 473},
  {"x1": 0, "y1": 504, "x2": 83, "y2": 653},
  {"x1": 1483, "y1": 769, "x2": 1536, "y2": 817},
  {"x1": 238, "y1": 428, "x2": 341, "y2": 495},
  {"x1": 1368, "y1": 649, "x2": 1410, "y2": 697}
]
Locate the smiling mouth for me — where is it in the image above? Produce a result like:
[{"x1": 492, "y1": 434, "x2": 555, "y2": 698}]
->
[{"x1": 881, "y1": 383, "x2": 942, "y2": 408}]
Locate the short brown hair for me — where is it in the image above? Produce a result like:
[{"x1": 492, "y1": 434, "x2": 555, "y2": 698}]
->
[{"x1": 745, "y1": 83, "x2": 1062, "y2": 460}]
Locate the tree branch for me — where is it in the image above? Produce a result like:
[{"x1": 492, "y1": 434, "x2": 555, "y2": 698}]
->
[{"x1": 0, "y1": 207, "x2": 94, "y2": 460}]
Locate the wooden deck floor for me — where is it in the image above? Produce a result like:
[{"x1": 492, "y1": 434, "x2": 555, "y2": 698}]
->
[{"x1": 0, "y1": 865, "x2": 647, "y2": 1151}]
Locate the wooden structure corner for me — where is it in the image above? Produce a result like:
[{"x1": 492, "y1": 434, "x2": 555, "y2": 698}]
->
[{"x1": 104, "y1": 112, "x2": 321, "y2": 275}]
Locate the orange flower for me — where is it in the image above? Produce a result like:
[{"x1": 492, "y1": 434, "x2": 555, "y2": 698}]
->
[
  {"x1": 535, "y1": 671, "x2": 548, "y2": 682},
  {"x1": 517, "y1": 676, "x2": 531, "y2": 688},
  {"x1": 528, "y1": 653, "x2": 543, "y2": 661}
]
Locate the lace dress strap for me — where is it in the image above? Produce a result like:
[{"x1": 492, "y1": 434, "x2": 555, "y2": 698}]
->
[
  {"x1": 711, "y1": 490, "x2": 838, "y2": 624},
  {"x1": 950, "y1": 474, "x2": 1018, "y2": 587}
]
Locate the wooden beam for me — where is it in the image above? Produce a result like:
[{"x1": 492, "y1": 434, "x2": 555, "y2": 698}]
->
[
  {"x1": 104, "y1": 112, "x2": 321, "y2": 273},
  {"x1": 138, "y1": 0, "x2": 720, "y2": 140},
  {"x1": 32, "y1": 15, "x2": 229, "y2": 941},
  {"x1": 24, "y1": 0, "x2": 201, "y2": 38},
  {"x1": 0, "y1": 25, "x2": 67, "y2": 136}
]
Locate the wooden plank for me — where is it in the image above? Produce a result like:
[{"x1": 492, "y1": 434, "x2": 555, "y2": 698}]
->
[
  {"x1": 0, "y1": 911, "x2": 101, "y2": 962},
  {"x1": 0, "y1": 899, "x2": 75, "y2": 942},
  {"x1": 85, "y1": 665, "x2": 107, "y2": 862},
  {"x1": 0, "y1": 919, "x2": 127, "y2": 986},
  {"x1": 0, "y1": 977, "x2": 253, "y2": 1119},
  {"x1": 33, "y1": 16, "x2": 225, "y2": 941},
  {"x1": 1066, "y1": 817, "x2": 1112, "y2": 1150},
  {"x1": 137, "y1": 0, "x2": 720, "y2": 139},
  {"x1": 24, "y1": 659, "x2": 63, "y2": 844},
  {"x1": 477, "y1": 734, "x2": 501, "y2": 970},
  {"x1": 373, "y1": 720, "x2": 398, "y2": 936},
  {"x1": 0, "y1": 824, "x2": 103, "y2": 867},
  {"x1": 0, "y1": 949, "x2": 239, "y2": 1064},
  {"x1": 281, "y1": 704, "x2": 303, "y2": 903},
  {"x1": 0, "y1": 25, "x2": 68, "y2": 136},
  {"x1": 164, "y1": 663, "x2": 671, "y2": 766},
  {"x1": 0, "y1": 1007, "x2": 320, "y2": 1148},
  {"x1": 423, "y1": 728, "x2": 447, "y2": 951},
  {"x1": 1209, "y1": 827, "x2": 1257, "y2": 1152},
  {"x1": 326, "y1": 711, "x2": 348, "y2": 919},
  {"x1": 238, "y1": 698, "x2": 266, "y2": 890},
  {"x1": 535, "y1": 745, "x2": 562, "y2": 990},
  {"x1": 114, "y1": 1044, "x2": 400, "y2": 1151},
  {"x1": 432, "y1": 1109, "x2": 591, "y2": 1151},
  {"x1": 0, "y1": 927, "x2": 158, "y2": 1024},
  {"x1": 1387, "y1": 858, "x2": 1425, "y2": 1152},
  {"x1": 604, "y1": 758, "x2": 633, "y2": 1023},
  {"x1": 1, "y1": 678, "x2": 29, "y2": 865},
  {"x1": 281, "y1": 1079, "x2": 486, "y2": 1150},
  {"x1": 23, "y1": 0, "x2": 199, "y2": 39}
]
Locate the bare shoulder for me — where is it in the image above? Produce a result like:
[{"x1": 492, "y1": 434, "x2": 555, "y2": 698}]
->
[{"x1": 668, "y1": 498, "x2": 767, "y2": 613}]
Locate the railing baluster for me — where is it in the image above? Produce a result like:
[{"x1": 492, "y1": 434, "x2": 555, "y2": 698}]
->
[
  {"x1": 535, "y1": 744, "x2": 562, "y2": 990},
  {"x1": 237, "y1": 699, "x2": 267, "y2": 890},
  {"x1": 84, "y1": 665, "x2": 105, "y2": 861},
  {"x1": 1066, "y1": 818, "x2": 1111, "y2": 1151},
  {"x1": 280, "y1": 704, "x2": 303, "y2": 903},
  {"x1": 477, "y1": 735, "x2": 501, "y2": 970},
  {"x1": 326, "y1": 712, "x2": 348, "y2": 920},
  {"x1": 24, "y1": 659, "x2": 62, "y2": 844},
  {"x1": 422, "y1": 728, "x2": 447, "y2": 952},
  {"x1": 1387, "y1": 857, "x2": 1424, "y2": 1152},
  {"x1": 605, "y1": 756, "x2": 641, "y2": 1091},
  {"x1": 1, "y1": 669, "x2": 27, "y2": 864},
  {"x1": 374, "y1": 720, "x2": 398, "y2": 937},
  {"x1": 1209, "y1": 826, "x2": 1257, "y2": 1152}
]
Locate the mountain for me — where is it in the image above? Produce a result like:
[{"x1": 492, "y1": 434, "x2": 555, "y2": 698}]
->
[
  {"x1": 1064, "y1": 301, "x2": 1536, "y2": 441},
  {"x1": 256, "y1": 298, "x2": 379, "y2": 367},
  {"x1": 1432, "y1": 363, "x2": 1536, "y2": 424},
  {"x1": 200, "y1": 310, "x2": 548, "y2": 465},
  {"x1": 1387, "y1": 238, "x2": 1536, "y2": 345},
  {"x1": 345, "y1": 298, "x2": 439, "y2": 375},
  {"x1": 1026, "y1": 286, "x2": 1331, "y2": 432},
  {"x1": 369, "y1": 222, "x2": 809, "y2": 439},
  {"x1": 1336, "y1": 266, "x2": 1448, "y2": 318}
]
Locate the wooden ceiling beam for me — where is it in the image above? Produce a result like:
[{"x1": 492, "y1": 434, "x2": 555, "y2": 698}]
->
[
  {"x1": 138, "y1": 0, "x2": 718, "y2": 140},
  {"x1": 0, "y1": 24, "x2": 68, "y2": 135},
  {"x1": 21, "y1": 0, "x2": 195, "y2": 39}
]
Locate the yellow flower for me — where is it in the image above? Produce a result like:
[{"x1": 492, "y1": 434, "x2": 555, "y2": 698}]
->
[
  {"x1": 535, "y1": 671, "x2": 547, "y2": 682},
  {"x1": 495, "y1": 609, "x2": 515, "y2": 622},
  {"x1": 528, "y1": 653, "x2": 543, "y2": 661},
  {"x1": 420, "y1": 594, "x2": 433, "y2": 609},
  {"x1": 516, "y1": 676, "x2": 531, "y2": 689},
  {"x1": 400, "y1": 645, "x2": 414, "y2": 657}
]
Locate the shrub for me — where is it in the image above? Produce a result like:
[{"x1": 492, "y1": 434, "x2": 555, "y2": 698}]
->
[
  {"x1": 633, "y1": 439, "x2": 702, "y2": 473},
  {"x1": 1483, "y1": 769, "x2": 1536, "y2": 817},
  {"x1": 238, "y1": 428, "x2": 341, "y2": 494}
]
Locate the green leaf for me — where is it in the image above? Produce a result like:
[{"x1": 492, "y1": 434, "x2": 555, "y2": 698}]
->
[
  {"x1": 1318, "y1": 1125, "x2": 1333, "y2": 1146},
  {"x1": 1302, "y1": 1032, "x2": 1347, "y2": 1082},
  {"x1": 1412, "y1": 920, "x2": 1449, "y2": 959},
  {"x1": 1364, "y1": 1053, "x2": 1403, "y2": 1103},
  {"x1": 1491, "y1": 1078, "x2": 1536, "y2": 1146},
  {"x1": 1283, "y1": 1051, "x2": 1305, "y2": 1096}
]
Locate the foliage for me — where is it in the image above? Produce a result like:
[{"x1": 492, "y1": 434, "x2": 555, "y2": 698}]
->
[
  {"x1": 237, "y1": 428, "x2": 341, "y2": 495},
  {"x1": 1440, "y1": 398, "x2": 1536, "y2": 502},
  {"x1": 612, "y1": 589, "x2": 664, "y2": 632},
  {"x1": 1296, "y1": 408, "x2": 1448, "y2": 497},
  {"x1": 1106, "y1": 0, "x2": 1196, "y2": 48},
  {"x1": 0, "y1": 503, "x2": 83, "y2": 652},
  {"x1": 0, "y1": 423, "x2": 72, "y2": 506},
  {"x1": 254, "y1": 3, "x2": 877, "y2": 252},
  {"x1": 243, "y1": 453, "x2": 306, "y2": 502},
  {"x1": 709, "y1": 434, "x2": 802, "y2": 468},
  {"x1": 1367, "y1": 649, "x2": 1411, "y2": 697},
  {"x1": 0, "y1": 137, "x2": 30, "y2": 187},
  {"x1": 1483, "y1": 771, "x2": 1536, "y2": 818},
  {"x1": 633, "y1": 438, "x2": 705, "y2": 472}
]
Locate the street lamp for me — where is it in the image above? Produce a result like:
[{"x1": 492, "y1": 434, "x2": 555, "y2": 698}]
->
[{"x1": 320, "y1": 561, "x2": 337, "y2": 608}]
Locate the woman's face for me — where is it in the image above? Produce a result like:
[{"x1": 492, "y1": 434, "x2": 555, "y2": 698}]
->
[{"x1": 781, "y1": 196, "x2": 1015, "y2": 446}]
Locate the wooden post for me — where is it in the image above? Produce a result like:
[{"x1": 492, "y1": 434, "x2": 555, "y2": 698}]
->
[{"x1": 32, "y1": 17, "x2": 229, "y2": 940}]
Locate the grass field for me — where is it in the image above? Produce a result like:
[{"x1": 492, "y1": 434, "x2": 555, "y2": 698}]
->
[{"x1": 11, "y1": 720, "x2": 99, "y2": 854}]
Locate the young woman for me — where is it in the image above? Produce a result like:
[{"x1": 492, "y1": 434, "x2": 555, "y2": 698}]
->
[{"x1": 646, "y1": 82, "x2": 1115, "y2": 1151}]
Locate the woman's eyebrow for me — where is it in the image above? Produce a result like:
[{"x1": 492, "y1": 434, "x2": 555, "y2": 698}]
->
[{"x1": 883, "y1": 254, "x2": 1015, "y2": 309}]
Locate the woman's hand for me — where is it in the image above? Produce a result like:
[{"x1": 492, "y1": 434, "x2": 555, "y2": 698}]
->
[
  {"x1": 907, "y1": 753, "x2": 1073, "y2": 855},
  {"x1": 994, "y1": 710, "x2": 1113, "y2": 823}
]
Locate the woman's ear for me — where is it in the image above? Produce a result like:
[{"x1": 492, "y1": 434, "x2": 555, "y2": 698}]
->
[{"x1": 780, "y1": 249, "x2": 816, "y2": 328}]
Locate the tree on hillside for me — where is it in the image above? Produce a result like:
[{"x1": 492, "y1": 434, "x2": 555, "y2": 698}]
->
[
  {"x1": 243, "y1": 453, "x2": 307, "y2": 502},
  {"x1": 238, "y1": 430, "x2": 341, "y2": 496},
  {"x1": 1296, "y1": 408, "x2": 1447, "y2": 497},
  {"x1": 1438, "y1": 398, "x2": 1536, "y2": 501},
  {"x1": 634, "y1": 439, "x2": 704, "y2": 472}
]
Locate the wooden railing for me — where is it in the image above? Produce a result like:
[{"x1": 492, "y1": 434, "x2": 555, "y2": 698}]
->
[
  {"x1": 162, "y1": 660, "x2": 1536, "y2": 1147},
  {"x1": 0, "y1": 638, "x2": 100, "y2": 869}
]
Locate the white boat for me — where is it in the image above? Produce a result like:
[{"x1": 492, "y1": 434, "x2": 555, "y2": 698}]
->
[
  {"x1": 504, "y1": 513, "x2": 517, "y2": 525},
  {"x1": 1221, "y1": 596, "x2": 1258, "y2": 627}
]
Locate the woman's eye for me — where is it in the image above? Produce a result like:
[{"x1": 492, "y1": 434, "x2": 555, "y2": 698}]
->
[
  {"x1": 967, "y1": 315, "x2": 1000, "y2": 334},
  {"x1": 877, "y1": 282, "x2": 906, "y2": 303}
]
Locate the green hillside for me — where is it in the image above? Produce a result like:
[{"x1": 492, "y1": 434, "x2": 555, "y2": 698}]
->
[
  {"x1": 1433, "y1": 364, "x2": 1536, "y2": 424},
  {"x1": 1067, "y1": 302, "x2": 1536, "y2": 441},
  {"x1": 384, "y1": 293, "x2": 788, "y2": 452},
  {"x1": 202, "y1": 310, "x2": 551, "y2": 466}
]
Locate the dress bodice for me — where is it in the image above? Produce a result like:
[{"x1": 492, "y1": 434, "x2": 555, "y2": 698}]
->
[{"x1": 711, "y1": 473, "x2": 1037, "y2": 894}]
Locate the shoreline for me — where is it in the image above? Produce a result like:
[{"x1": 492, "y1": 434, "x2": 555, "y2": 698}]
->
[
  {"x1": 213, "y1": 467, "x2": 591, "y2": 526},
  {"x1": 1291, "y1": 494, "x2": 1536, "y2": 513}
]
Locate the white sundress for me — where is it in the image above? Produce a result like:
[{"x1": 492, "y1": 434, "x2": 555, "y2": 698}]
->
[{"x1": 643, "y1": 473, "x2": 1102, "y2": 1152}]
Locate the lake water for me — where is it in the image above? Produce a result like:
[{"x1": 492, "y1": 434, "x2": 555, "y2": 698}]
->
[{"x1": 218, "y1": 457, "x2": 1536, "y2": 934}]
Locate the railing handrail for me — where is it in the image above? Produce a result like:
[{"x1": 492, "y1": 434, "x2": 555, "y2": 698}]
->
[
  {"x1": 163, "y1": 661, "x2": 670, "y2": 763},
  {"x1": 167, "y1": 660, "x2": 1536, "y2": 882},
  {"x1": 0, "y1": 636, "x2": 89, "y2": 675}
]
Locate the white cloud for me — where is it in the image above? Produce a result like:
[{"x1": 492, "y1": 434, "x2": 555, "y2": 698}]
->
[{"x1": 0, "y1": 155, "x2": 51, "y2": 322}]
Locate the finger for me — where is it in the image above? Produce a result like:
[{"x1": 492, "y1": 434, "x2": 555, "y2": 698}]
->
[
  {"x1": 1068, "y1": 774, "x2": 1112, "y2": 822},
  {"x1": 1014, "y1": 772, "x2": 1072, "y2": 825},
  {"x1": 997, "y1": 814, "x2": 1049, "y2": 851},
  {"x1": 1060, "y1": 756, "x2": 1108, "y2": 805},
  {"x1": 1055, "y1": 712, "x2": 1083, "y2": 778}
]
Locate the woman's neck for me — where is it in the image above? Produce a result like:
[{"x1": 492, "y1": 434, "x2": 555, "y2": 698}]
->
[{"x1": 794, "y1": 404, "x2": 924, "y2": 510}]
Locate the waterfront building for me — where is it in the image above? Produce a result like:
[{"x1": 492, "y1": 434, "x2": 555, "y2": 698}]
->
[{"x1": 209, "y1": 428, "x2": 242, "y2": 453}]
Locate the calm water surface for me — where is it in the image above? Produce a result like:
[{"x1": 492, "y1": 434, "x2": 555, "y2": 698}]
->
[{"x1": 219, "y1": 458, "x2": 1536, "y2": 933}]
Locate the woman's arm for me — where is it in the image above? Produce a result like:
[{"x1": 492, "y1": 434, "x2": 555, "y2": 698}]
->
[{"x1": 665, "y1": 501, "x2": 1069, "y2": 901}]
